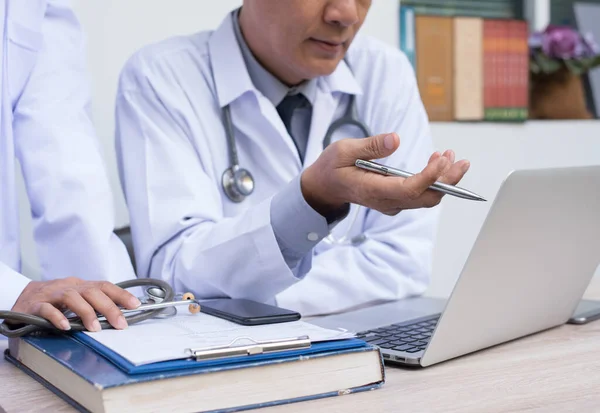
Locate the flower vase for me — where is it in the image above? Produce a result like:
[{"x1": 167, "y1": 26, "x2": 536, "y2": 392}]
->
[{"x1": 529, "y1": 67, "x2": 593, "y2": 120}]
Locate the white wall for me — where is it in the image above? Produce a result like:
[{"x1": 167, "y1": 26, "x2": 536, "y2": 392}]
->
[
  {"x1": 429, "y1": 121, "x2": 600, "y2": 297},
  {"x1": 17, "y1": 1, "x2": 600, "y2": 297}
]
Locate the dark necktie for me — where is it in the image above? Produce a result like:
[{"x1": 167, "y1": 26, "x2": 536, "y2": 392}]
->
[{"x1": 276, "y1": 93, "x2": 311, "y2": 162}]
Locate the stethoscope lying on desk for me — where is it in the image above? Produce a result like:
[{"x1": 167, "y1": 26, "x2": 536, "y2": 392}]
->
[{"x1": 0, "y1": 279, "x2": 201, "y2": 338}]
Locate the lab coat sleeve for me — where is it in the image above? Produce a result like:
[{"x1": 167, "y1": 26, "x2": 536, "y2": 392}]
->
[
  {"x1": 115, "y1": 65, "x2": 302, "y2": 302},
  {"x1": 271, "y1": 174, "x2": 335, "y2": 272},
  {"x1": 12, "y1": 0, "x2": 135, "y2": 283},
  {"x1": 275, "y1": 52, "x2": 440, "y2": 316},
  {"x1": 0, "y1": 263, "x2": 31, "y2": 312}
]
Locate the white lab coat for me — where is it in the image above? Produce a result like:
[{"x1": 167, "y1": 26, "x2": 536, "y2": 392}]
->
[
  {"x1": 116, "y1": 14, "x2": 439, "y2": 316},
  {"x1": 0, "y1": 0, "x2": 135, "y2": 310}
]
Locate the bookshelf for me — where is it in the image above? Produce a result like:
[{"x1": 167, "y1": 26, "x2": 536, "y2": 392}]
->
[{"x1": 399, "y1": 0, "x2": 599, "y2": 124}]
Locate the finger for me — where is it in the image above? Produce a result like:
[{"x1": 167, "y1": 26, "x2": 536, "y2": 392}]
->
[
  {"x1": 403, "y1": 156, "x2": 450, "y2": 196},
  {"x1": 341, "y1": 133, "x2": 400, "y2": 163},
  {"x1": 81, "y1": 288, "x2": 128, "y2": 330},
  {"x1": 438, "y1": 160, "x2": 471, "y2": 185},
  {"x1": 61, "y1": 289, "x2": 101, "y2": 332},
  {"x1": 36, "y1": 302, "x2": 71, "y2": 331},
  {"x1": 97, "y1": 281, "x2": 141, "y2": 310},
  {"x1": 442, "y1": 149, "x2": 455, "y2": 164},
  {"x1": 427, "y1": 151, "x2": 441, "y2": 164}
]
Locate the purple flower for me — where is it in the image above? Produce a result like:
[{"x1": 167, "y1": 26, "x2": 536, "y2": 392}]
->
[
  {"x1": 530, "y1": 24, "x2": 600, "y2": 65},
  {"x1": 542, "y1": 25, "x2": 580, "y2": 59}
]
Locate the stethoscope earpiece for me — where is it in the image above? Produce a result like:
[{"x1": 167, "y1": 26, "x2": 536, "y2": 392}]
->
[{"x1": 222, "y1": 165, "x2": 255, "y2": 203}]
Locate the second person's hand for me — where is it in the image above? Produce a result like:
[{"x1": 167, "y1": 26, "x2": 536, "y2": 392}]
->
[{"x1": 10, "y1": 277, "x2": 141, "y2": 332}]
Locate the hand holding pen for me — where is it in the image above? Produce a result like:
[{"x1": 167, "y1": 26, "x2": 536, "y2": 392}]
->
[
  {"x1": 355, "y1": 159, "x2": 486, "y2": 201},
  {"x1": 301, "y1": 133, "x2": 479, "y2": 217}
]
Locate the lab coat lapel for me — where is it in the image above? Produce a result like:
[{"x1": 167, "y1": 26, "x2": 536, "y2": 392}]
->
[
  {"x1": 303, "y1": 60, "x2": 363, "y2": 168},
  {"x1": 208, "y1": 12, "x2": 301, "y2": 175},
  {"x1": 231, "y1": 94, "x2": 301, "y2": 179},
  {"x1": 303, "y1": 86, "x2": 338, "y2": 168},
  {"x1": 255, "y1": 96, "x2": 302, "y2": 166},
  {"x1": 207, "y1": 12, "x2": 252, "y2": 108}
]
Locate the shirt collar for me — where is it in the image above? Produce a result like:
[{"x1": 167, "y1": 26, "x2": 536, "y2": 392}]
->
[{"x1": 208, "y1": 9, "x2": 362, "y2": 109}]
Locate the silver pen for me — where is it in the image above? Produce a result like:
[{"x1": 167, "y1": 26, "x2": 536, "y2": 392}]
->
[{"x1": 355, "y1": 159, "x2": 486, "y2": 202}]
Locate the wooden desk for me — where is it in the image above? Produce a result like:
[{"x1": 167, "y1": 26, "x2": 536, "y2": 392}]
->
[{"x1": 2, "y1": 280, "x2": 600, "y2": 413}]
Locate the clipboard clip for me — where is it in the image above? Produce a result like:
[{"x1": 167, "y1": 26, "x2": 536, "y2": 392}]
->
[{"x1": 186, "y1": 335, "x2": 312, "y2": 361}]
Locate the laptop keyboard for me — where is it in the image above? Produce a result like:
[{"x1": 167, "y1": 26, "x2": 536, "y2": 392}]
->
[{"x1": 356, "y1": 314, "x2": 440, "y2": 353}]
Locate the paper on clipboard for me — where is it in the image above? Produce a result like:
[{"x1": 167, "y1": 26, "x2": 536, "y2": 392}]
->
[{"x1": 83, "y1": 312, "x2": 354, "y2": 366}]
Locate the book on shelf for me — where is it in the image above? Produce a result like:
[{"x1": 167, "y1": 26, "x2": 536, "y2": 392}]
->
[
  {"x1": 415, "y1": 15, "x2": 454, "y2": 122},
  {"x1": 454, "y1": 16, "x2": 484, "y2": 121},
  {"x1": 400, "y1": 4, "x2": 530, "y2": 123}
]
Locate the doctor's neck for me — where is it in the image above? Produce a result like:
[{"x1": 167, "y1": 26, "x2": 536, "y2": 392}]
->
[
  {"x1": 238, "y1": 8, "x2": 308, "y2": 87},
  {"x1": 238, "y1": 1, "x2": 367, "y2": 87}
]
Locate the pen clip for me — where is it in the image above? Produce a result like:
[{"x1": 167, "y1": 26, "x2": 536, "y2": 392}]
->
[{"x1": 186, "y1": 335, "x2": 311, "y2": 361}]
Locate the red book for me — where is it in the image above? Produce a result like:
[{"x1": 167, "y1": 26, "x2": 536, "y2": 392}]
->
[
  {"x1": 483, "y1": 20, "x2": 498, "y2": 120},
  {"x1": 497, "y1": 20, "x2": 509, "y2": 118}
]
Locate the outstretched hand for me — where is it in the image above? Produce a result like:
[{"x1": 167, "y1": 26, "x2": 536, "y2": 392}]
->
[{"x1": 301, "y1": 133, "x2": 470, "y2": 216}]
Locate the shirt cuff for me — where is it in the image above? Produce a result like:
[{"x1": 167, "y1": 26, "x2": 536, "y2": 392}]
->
[
  {"x1": 0, "y1": 263, "x2": 31, "y2": 312},
  {"x1": 271, "y1": 175, "x2": 331, "y2": 271}
]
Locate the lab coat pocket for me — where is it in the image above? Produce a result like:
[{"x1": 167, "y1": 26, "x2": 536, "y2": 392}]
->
[{"x1": 6, "y1": 20, "x2": 43, "y2": 103}]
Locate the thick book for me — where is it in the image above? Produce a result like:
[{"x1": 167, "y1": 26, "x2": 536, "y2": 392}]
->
[
  {"x1": 483, "y1": 19, "x2": 501, "y2": 121},
  {"x1": 508, "y1": 19, "x2": 529, "y2": 122},
  {"x1": 6, "y1": 334, "x2": 384, "y2": 413},
  {"x1": 453, "y1": 17, "x2": 484, "y2": 121},
  {"x1": 484, "y1": 18, "x2": 528, "y2": 122},
  {"x1": 415, "y1": 15, "x2": 454, "y2": 122}
]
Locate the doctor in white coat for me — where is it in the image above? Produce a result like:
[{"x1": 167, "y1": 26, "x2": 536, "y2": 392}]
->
[
  {"x1": 116, "y1": 0, "x2": 471, "y2": 316},
  {"x1": 1, "y1": 0, "x2": 139, "y2": 332}
]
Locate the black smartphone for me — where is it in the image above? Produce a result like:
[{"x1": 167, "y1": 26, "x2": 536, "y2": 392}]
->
[
  {"x1": 199, "y1": 298, "x2": 301, "y2": 326},
  {"x1": 567, "y1": 299, "x2": 600, "y2": 324}
]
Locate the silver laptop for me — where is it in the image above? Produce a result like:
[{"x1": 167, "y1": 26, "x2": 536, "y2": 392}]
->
[{"x1": 311, "y1": 166, "x2": 600, "y2": 367}]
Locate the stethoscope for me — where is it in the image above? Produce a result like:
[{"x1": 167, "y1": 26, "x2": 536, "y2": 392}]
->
[
  {"x1": 0, "y1": 279, "x2": 202, "y2": 338},
  {"x1": 221, "y1": 93, "x2": 372, "y2": 203},
  {"x1": 220, "y1": 85, "x2": 372, "y2": 246}
]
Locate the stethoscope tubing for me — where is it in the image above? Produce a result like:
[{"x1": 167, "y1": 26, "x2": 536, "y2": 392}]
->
[
  {"x1": 223, "y1": 94, "x2": 371, "y2": 202},
  {"x1": 0, "y1": 278, "x2": 175, "y2": 338}
]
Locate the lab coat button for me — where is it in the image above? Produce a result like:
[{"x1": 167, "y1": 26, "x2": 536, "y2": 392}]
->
[{"x1": 307, "y1": 232, "x2": 319, "y2": 242}]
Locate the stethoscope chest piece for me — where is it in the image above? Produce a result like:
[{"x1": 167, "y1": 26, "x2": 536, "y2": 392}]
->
[
  {"x1": 222, "y1": 165, "x2": 255, "y2": 203},
  {"x1": 144, "y1": 286, "x2": 177, "y2": 319}
]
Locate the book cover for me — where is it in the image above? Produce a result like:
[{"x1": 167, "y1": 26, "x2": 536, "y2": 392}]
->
[
  {"x1": 416, "y1": 15, "x2": 454, "y2": 122},
  {"x1": 511, "y1": 19, "x2": 529, "y2": 121},
  {"x1": 483, "y1": 19, "x2": 498, "y2": 121},
  {"x1": 485, "y1": 19, "x2": 514, "y2": 121},
  {"x1": 453, "y1": 17, "x2": 484, "y2": 121},
  {"x1": 497, "y1": 19, "x2": 509, "y2": 120}
]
